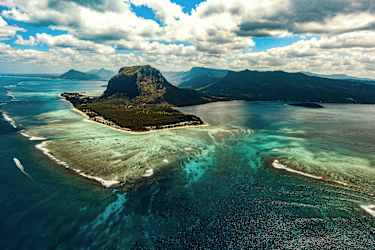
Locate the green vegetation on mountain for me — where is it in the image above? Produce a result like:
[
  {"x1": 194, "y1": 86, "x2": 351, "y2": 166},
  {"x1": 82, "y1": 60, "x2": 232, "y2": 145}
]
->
[
  {"x1": 200, "y1": 70, "x2": 375, "y2": 104},
  {"x1": 303, "y1": 72, "x2": 375, "y2": 83},
  {"x1": 104, "y1": 65, "x2": 215, "y2": 106},
  {"x1": 83, "y1": 99, "x2": 202, "y2": 131},
  {"x1": 63, "y1": 65, "x2": 375, "y2": 133},
  {"x1": 62, "y1": 65, "x2": 209, "y2": 131}
]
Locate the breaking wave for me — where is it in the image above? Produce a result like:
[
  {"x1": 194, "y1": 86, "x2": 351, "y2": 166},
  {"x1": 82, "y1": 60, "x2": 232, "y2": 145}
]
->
[{"x1": 2, "y1": 112, "x2": 17, "y2": 128}]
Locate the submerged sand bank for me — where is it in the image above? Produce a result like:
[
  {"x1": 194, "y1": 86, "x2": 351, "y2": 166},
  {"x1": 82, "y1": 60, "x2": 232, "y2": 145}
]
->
[{"x1": 35, "y1": 141, "x2": 121, "y2": 188}]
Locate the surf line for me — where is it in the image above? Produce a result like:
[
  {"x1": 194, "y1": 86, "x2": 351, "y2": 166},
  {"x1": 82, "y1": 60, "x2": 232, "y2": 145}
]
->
[
  {"x1": 271, "y1": 159, "x2": 352, "y2": 188},
  {"x1": 35, "y1": 141, "x2": 120, "y2": 188},
  {"x1": 360, "y1": 204, "x2": 375, "y2": 218},
  {"x1": 2, "y1": 112, "x2": 17, "y2": 129},
  {"x1": 13, "y1": 158, "x2": 33, "y2": 180},
  {"x1": 19, "y1": 130, "x2": 46, "y2": 141}
]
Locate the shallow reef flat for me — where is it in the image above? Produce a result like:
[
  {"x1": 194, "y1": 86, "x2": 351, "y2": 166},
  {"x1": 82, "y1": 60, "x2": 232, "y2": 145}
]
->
[
  {"x1": 23, "y1": 100, "x2": 375, "y2": 203},
  {"x1": 25, "y1": 103, "x2": 234, "y2": 188}
]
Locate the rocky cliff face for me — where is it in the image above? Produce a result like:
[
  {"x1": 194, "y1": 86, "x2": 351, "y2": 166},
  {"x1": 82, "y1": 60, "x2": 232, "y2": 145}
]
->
[{"x1": 103, "y1": 65, "x2": 214, "y2": 106}]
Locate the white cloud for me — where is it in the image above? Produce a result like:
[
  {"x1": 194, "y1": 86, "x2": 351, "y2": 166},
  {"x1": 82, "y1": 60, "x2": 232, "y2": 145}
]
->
[
  {"x1": 0, "y1": 0, "x2": 375, "y2": 77},
  {"x1": 130, "y1": 0, "x2": 186, "y2": 24},
  {"x1": 318, "y1": 31, "x2": 375, "y2": 49},
  {"x1": 1, "y1": 0, "x2": 161, "y2": 40},
  {"x1": 16, "y1": 33, "x2": 115, "y2": 54},
  {"x1": 0, "y1": 16, "x2": 24, "y2": 39}
]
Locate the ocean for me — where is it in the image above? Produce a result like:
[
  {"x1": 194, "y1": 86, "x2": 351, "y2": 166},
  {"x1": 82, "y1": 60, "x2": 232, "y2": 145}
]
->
[{"x1": 0, "y1": 76, "x2": 374, "y2": 249}]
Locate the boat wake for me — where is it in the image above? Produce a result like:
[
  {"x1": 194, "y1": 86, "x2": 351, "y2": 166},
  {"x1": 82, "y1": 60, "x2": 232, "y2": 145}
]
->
[
  {"x1": 272, "y1": 160, "x2": 323, "y2": 180},
  {"x1": 13, "y1": 158, "x2": 33, "y2": 180}
]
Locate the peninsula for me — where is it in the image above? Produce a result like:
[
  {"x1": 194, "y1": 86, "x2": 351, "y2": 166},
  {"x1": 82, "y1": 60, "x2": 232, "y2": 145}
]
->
[{"x1": 62, "y1": 65, "x2": 213, "y2": 132}]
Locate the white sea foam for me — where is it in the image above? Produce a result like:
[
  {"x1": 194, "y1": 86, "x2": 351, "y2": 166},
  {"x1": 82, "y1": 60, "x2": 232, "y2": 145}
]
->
[
  {"x1": 35, "y1": 141, "x2": 120, "y2": 188},
  {"x1": 5, "y1": 90, "x2": 16, "y2": 100},
  {"x1": 13, "y1": 158, "x2": 32, "y2": 180},
  {"x1": 272, "y1": 160, "x2": 351, "y2": 187},
  {"x1": 4, "y1": 84, "x2": 16, "y2": 88},
  {"x1": 142, "y1": 169, "x2": 154, "y2": 177},
  {"x1": 20, "y1": 131, "x2": 46, "y2": 141},
  {"x1": 2, "y1": 112, "x2": 17, "y2": 128},
  {"x1": 360, "y1": 204, "x2": 375, "y2": 217}
]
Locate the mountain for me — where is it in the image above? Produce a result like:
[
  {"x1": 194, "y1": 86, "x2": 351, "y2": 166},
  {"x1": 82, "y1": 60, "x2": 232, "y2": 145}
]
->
[
  {"x1": 87, "y1": 68, "x2": 115, "y2": 80},
  {"x1": 103, "y1": 65, "x2": 215, "y2": 106},
  {"x1": 59, "y1": 69, "x2": 101, "y2": 80},
  {"x1": 201, "y1": 70, "x2": 375, "y2": 104},
  {"x1": 303, "y1": 72, "x2": 375, "y2": 83},
  {"x1": 164, "y1": 67, "x2": 228, "y2": 89}
]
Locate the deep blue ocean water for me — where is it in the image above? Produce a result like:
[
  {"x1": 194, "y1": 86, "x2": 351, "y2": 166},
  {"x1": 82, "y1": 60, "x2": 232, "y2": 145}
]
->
[{"x1": 0, "y1": 76, "x2": 374, "y2": 249}]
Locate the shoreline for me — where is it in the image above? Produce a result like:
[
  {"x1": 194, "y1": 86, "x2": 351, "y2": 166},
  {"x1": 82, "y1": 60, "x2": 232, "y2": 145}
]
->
[{"x1": 35, "y1": 141, "x2": 120, "y2": 188}]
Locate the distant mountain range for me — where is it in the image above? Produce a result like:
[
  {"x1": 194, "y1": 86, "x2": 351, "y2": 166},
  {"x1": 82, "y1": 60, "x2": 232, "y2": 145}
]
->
[
  {"x1": 59, "y1": 69, "x2": 101, "y2": 80},
  {"x1": 59, "y1": 68, "x2": 115, "y2": 81},
  {"x1": 303, "y1": 72, "x2": 375, "y2": 83},
  {"x1": 59, "y1": 65, "x2": 375, "y2": 104},
  {"x1": 164, "y1": 67, "x2": 228, "y2": 89},
  {"x1": 164, "y1": 67, "x2": 375, "y2": 104},
  {"x1": 86, "y1": 68, "x2": 116, "y2": 80}
]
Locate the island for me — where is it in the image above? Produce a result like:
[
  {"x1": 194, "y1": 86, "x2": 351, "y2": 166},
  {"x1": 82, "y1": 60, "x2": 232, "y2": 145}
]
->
[
  {"x1": 61, "y1": 65, "x2": 212, "y2": 132},
  {"x1": 288, "y1": 102, "x2": 324, "y2": 108}
]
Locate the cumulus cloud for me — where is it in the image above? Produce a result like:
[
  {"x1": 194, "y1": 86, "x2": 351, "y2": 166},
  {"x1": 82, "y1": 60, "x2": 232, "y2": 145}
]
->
[
  {"x1": 0, "y1": 0, "x2": 375, "y2": 77},
  {"x1": 318, "y1": 31, "x2": 375, "y2": 49},
  {"x1": 1, "y1": 0, "x2": 160, "y2": 40},
  {"x1": 16, "y1": 33, "x2": 115, "y2": 54},
  {"x1": 0, "y1": 16, "x2": 24, "y2": 39},
  {"x1": 130, "y1": 0, "x2": 186, "y2": 24}
]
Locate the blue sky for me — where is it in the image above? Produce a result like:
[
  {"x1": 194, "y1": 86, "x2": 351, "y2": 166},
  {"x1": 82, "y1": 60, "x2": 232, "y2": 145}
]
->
[
  {"x1": 253, "y1": 36, "x2": 302, "y2": 52},
  {"x1": 0, "y1": 1, "x2": 374, "y2": 77}
]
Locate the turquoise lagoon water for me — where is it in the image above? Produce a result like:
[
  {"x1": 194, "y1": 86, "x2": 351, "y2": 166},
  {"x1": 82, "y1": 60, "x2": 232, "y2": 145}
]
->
[{"x1": 0, "y1": 76, "x2": 374, "y2": 249}]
